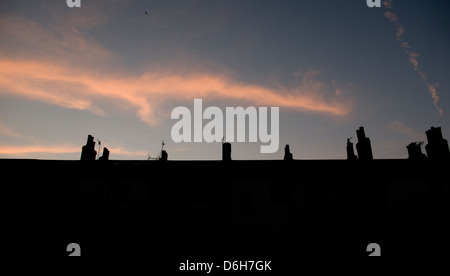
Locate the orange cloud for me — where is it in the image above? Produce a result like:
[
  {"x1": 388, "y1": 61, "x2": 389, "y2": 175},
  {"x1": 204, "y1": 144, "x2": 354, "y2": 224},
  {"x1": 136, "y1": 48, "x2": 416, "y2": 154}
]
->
[
  {"x1": 0, "y1": 144, "x2": 147, "y2": 158},
  {"x1": 0, "y1": 57, "x2": 353, "y2": 126},
  {"x1": 0, "y1": 4, "x2": 355, "y2": 159},
  {"x1": 0, "y1": 145, "x2": 80, "y2": 155},
  {"x1": 0, "y1": 11, "x2": 354, "y2": 127}
]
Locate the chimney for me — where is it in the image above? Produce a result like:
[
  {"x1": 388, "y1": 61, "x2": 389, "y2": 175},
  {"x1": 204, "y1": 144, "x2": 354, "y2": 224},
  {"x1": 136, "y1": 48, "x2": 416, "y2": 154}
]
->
[
  {"x1": 99, "y1": 147, "x2": 110, "y2": 161},
  {"x1": 283, "y1": 144, "x2": 293, "y2": 161},
  {"x1": 160, "y1": 150, "x2": 168, "y2": 161},
  {"x1": 355, "y1": 127, "x2": 373, "y2": 160},
  {"x1": 406, "y1": 142, "x2": 426, "y2": 160},
  {"x1": 80, "y1": 135, "x2": 97, "y2": 161},
  {"x1": 222, "y1": 142, "x2": 231, "y2": 161},
  {"x1": 425, "y1": 126, "x2": 450, "y2": 160},
  {"x1": 346, "y1": 138, "x2": 357, "y2": 160}
]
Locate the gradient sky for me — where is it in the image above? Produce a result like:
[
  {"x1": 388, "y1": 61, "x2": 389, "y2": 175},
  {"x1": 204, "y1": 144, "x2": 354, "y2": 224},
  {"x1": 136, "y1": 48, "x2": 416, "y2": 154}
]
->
[{"x1": 0, "y1": 0, "x2": 449, "y2": 160}]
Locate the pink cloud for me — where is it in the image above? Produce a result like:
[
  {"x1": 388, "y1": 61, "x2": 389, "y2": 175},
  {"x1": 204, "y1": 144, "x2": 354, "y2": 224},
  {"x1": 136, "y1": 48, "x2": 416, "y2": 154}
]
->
[
  {"x1": 0, "y1": 11, "x2": 355, "y2": 126},
  {"x1": 0, "y1": 145, "x2": 80, "y2": 155},
  {"x1": 0, "y1": 57, "x2": 354, "y2": 126},
  {"x1": 0, "y1": 144, "x2": 147, "y2": 159}
]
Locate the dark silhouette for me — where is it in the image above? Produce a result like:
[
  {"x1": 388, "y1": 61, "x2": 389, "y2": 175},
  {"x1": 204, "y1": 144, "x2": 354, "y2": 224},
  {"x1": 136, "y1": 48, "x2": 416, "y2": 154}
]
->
[
  {"x1": 222, "y1": 142, "x2": 231, "y2": 161},
  {"x1": 145, "y1": 11, "x2": 149, "y2": 15},
  {"x1": 356, "y1": 127, "x2": 373, "y2": 160},
  {"x1": 283, "y1": 144, "x2": 293, "y2": 160},
  {"x1": 425, "y1": 126, "x2": 450, "y2": 160},
  {"x1": 99, "y1": 147, "x2": 110, "y2": 161},
  {"x1": 3, "y1": 127, "x2": 450, "y2": 261},
  {"x1": 406, "y1": 142, "x2": 426, "y2": 160},
  {"x1": 346, "y1": 137, "x2": 357, "y2": 160},
  {"x1": 80, "y1": 135, "x2": 96, "y2": 161},
  {"x1": 160, "y1": 150, "x2": 168, "y2": 161}
]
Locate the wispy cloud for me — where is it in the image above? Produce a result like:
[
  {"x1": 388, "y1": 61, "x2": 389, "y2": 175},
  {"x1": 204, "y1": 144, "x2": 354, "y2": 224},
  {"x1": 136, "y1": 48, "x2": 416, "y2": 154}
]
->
[
  {"x1": 0, "y1": 15, "x2": 113, "y2": 65},
  {"x1": 0, "y1": 144, "x2": 80, "y2": 155},
  {"x1": 0, "y1": 121, "x2": 29, "y2": 138},
  {"x1": 0, "y1": 11, "x2": 355, "y2": 126},
  {"x1": 0, "y1": 4, "x2": 356, "y2": 159},
  {"x1": 0, "y1": 56, "x2": 354, "y2": 126},
  {"x1": 387, "y1": 120, "x2": 423, "y2": 141},
  {"x1": 107, "y1": 146, "x2": 148, "y2": 157},
  {"x1": 383, "y1": 0, "x2": 443, "y2": 116},
  {"x1": 0, "y1": 144, "x2": 147, "y2": 158},
  {"x1": 383, "y1": 0, "x2": 393, "y2": 9}
]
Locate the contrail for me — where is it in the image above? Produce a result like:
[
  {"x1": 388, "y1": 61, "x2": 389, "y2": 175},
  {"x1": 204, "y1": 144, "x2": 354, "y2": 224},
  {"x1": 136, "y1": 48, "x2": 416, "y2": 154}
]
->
[{"x1": 382, "y1": 0, "x2": 443, "y2": 116}]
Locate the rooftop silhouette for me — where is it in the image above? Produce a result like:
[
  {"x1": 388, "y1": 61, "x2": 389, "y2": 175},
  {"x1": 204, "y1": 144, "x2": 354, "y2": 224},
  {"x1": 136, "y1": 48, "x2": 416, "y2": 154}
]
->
[
  {"x1": 3, "y1": 125, "x2": 450, "y2": 261},
  {"x1": 78, "y1": 126, "x2": 449, "y2": 162}
]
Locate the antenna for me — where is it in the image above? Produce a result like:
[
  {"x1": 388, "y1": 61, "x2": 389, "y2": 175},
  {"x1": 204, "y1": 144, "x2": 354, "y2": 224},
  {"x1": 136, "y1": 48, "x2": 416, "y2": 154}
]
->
[
  {"x1": 148, "y1": 140, "x2": 165, "y2": 161},
  {"x1": 96, "y1": 139, "x2": 101, "y2": 159}
]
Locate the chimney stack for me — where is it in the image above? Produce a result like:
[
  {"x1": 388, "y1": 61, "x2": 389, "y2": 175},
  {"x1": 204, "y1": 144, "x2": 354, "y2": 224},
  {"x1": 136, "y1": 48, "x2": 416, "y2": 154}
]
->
[
  {"x1": 222, "y1": 142, "x2": 231, "y2": 161},
  {"x1": 80, "y1": 135, "x2": 97, "y2": 161},
  {"x1": 425, "y1": 126, "x2": 450, "y2": 160},
  {"x1": 356, "y1": 127, "x2": 373, "y2": 160}
]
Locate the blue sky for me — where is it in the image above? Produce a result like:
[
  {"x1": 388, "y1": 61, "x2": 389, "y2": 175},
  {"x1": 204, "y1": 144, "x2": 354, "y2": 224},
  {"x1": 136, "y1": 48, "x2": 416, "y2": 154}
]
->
[{"x1": 0, "y1": 0, "x2": 449, "y2": 160}]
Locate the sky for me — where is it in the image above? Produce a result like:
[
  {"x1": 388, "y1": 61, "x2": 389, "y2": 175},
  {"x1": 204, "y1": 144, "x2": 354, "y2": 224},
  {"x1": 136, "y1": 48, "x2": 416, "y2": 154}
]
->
[{"x1": 0, "y1": 0, "x2": 449, "y2": 160}]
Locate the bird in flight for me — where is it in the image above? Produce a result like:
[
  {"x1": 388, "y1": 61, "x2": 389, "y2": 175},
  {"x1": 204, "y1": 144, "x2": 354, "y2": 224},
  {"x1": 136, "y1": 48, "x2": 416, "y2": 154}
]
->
[{"x1": 145, "y1": 11, "x2": 149, "y2": 15}]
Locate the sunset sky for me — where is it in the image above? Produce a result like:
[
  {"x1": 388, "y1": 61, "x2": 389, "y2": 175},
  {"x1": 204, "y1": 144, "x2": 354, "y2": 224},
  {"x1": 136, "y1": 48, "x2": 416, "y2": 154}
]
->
[{"x1": 0, "y1": 0, "x2": 449, "y2": 160}]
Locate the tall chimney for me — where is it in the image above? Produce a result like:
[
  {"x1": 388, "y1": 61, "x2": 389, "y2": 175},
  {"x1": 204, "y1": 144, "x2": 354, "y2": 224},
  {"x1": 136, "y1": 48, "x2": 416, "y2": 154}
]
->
[{"x1": 222, "y1": 142, "x2": 231, "y2": 161}]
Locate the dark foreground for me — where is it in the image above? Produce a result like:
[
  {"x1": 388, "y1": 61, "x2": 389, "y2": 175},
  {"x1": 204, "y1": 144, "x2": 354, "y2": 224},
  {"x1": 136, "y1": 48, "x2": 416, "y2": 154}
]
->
[{"x1": 2, "y1": 159, "x2": 449, "y2": 264}]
